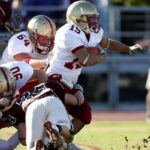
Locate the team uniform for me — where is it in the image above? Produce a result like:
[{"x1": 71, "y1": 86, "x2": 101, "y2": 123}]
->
[
  {"x1": 0, "y1": 61, "x2": 71, "y2": 149},
  {"x1": 0, "y1": 61, "x2": 33, "y2": 128},
  {"x1": 17, "y1": 80, "x2": 71, "y2": 149},
  {"x1": 0, "y1": 31, "x2": 49, "y2": 64},
  {"x1": 1, "y1": 61, "x2": 33, "y2": 90},
  {"x1": 0, "y1": 61, "x2": 33, "y2": 150},
  {"x1": 46, "y1": 23, "x2": 104, "y2": 124},
  {"x1": 47, "y1": 23, "x2": 103, "y2": 84}
]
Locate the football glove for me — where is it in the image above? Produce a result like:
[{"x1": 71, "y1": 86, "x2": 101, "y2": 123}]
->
[
  {"x1": 129, "y1": 44, "x2": 144, "y2": 55},
  {"x1": 74, "y1": 83, "x2": 84, "y2": 93}
]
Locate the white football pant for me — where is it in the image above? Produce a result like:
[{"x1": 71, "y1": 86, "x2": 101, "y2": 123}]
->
[{"x1": 26, "y1": 96, "x2": 71, "y2": 150}]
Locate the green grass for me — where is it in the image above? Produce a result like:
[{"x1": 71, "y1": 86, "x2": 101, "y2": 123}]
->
[{"x1": 1, "y1": 121, "x2": 150, "y2": 150}]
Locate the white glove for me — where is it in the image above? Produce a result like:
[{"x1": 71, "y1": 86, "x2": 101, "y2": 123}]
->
[
  {"x1": 129, "y1": 44, "x2": 144, "y2": 55},
  {"x1": 74, "y1": 84, "x2": 84, "y2": 92}
]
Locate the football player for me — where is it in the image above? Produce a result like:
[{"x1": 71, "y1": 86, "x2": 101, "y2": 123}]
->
[
  {"x1": 22, "y1": 81, "x2": 73, "y2": 150},
  {"x1": 0, "y1": 61, "x2": 48, "y2": 149},
  {"x1": 46, "y1": 0, "x2": 144, "y2": 137},
  {"x1": 0, "y1": 61, "x2": 85, "y2": 149},
  {"x1": 0, "y1": 15, "x2": 56, "y2": 69}
]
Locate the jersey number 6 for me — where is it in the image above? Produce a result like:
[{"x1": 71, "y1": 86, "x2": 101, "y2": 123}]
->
[{"x1": 17, "y1": 34, "x2": 30, "y2": 47}]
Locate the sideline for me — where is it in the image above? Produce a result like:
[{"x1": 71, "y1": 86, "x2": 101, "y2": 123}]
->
[{"x1": 92, "y1": 111, "x2": 145, "y2": 121}]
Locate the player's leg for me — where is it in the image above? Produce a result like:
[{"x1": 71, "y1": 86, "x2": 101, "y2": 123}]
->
[
  {"x1": 45, "y1": 96, "x2": 72, "y2": 139},
  {"x1": 145, "y1": 69, "x2": 150, "y2": 122},
  {"x1": 146, "y1": 90, "x2": 150, "y2": 122},
  {"x1": 67, "y1": 99, "x2": 92, "y2": 134},
  {"x1": 26, "y1": 99, "x2": 47, "y2": 150}
]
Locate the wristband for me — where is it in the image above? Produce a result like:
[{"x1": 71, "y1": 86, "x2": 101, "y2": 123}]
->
[{"x1": 106, "y1": 39, "x2": 111, "y2": 49}]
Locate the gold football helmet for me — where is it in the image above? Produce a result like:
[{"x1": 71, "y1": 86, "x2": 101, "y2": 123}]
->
[
  {"x1": 0, "y1": 67, "x2": 16, "y2": 109},
  {"x1": 27, "y1": 15, "x2": 56, "y2": 55},
  {"x1": 66, "y1": 1, "x2": 100, "y2": 33}
]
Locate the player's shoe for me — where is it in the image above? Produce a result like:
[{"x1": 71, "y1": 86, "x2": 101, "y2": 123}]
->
[
  {"x1": 43, "y1": 121, "x2": 63, "y2": 149},
  {"x1": 35, "y1": 139, "x2": 44, "y2": 150}
]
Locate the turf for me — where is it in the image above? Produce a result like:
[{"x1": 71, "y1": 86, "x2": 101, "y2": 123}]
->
[
  {"x1": 74, "y1": 121, "x2": 150, "y2": 150},
  {"x1": 1, "y1": 121, "x2": 150, "y2": 150}
]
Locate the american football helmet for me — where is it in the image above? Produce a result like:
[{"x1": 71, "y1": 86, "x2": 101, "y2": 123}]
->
[
  {"x1": 66, "y1": 1, "x2": 100, "y2": 33},
  {"x1": 27, "y1": 15, "x2": 56, "y2": 55},
  {"x1": 0, "y1": 67, "x2": 16, "y2": 109}
]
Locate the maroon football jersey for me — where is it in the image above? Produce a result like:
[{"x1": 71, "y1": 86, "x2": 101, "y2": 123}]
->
[{"x1": 0, "y1": 104, "x2": 25, "y2": 127}]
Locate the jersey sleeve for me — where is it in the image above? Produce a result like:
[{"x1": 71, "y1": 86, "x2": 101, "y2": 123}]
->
[
  {"x1": 7, "y1": 33, "x2": 32, "y2": 57},
  {"x1": 56, "y1": 28, "x2": 84, "y2": 53},
  {"x1": 14, "y1": 61, "x2": 34, "y2": 90},
  {"x1": 19, "y1": 62, "x2": 34, "y2": 81}
]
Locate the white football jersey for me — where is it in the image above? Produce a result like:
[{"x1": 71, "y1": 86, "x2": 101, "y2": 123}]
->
[
  {"x1": 46, "y1": 23, "x2": 104, "y2": 84},
  {"x1": 1, "y1": 61, "x2": 33, "y2": 90},
  {"x1": 0, "y1": 31, "x2": 48, "y2": 64}
]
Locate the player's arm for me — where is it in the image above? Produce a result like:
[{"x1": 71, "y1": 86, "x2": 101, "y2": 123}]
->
[
  {"x1": 0, "y1": 131, "x2": 19, "y2": 150},
  {"x1": 47, "y1": 80, "x2": 84, "y2": 106},
  {"x1": 65, "y1": 84, "x2": 84, "y2": 106},
  {"x1": 99, "y1": 37, "x2": 144, "y2": 55},
  {"x1": 29, "y1": 68, "x2": 48, "y2": 84},
  {"x1": 73, "y1": 46, "x2": 107, "y2": 66},
  {"x1": 17, "y1": 123, "x2": 26, "y2": 145},
  {"x1": 65, "y1": 92, "x2": 84, "y2": 106},
  {"x1": 14, "y1": 53, "x2": 46, "y2": 69}
]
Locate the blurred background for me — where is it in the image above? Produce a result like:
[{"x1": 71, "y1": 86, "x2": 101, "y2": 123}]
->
[{"x1": 1, "y1": 0, "x2": 150, "y2": 111}]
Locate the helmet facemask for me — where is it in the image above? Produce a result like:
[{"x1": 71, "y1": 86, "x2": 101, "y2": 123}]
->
[
  {"x1": 0, "y1": 97, "x2": 11, "y2": 110},
  {"x1": 31, "y1": 32, "x2": 55, "y2": 55},
  {"x1": 0, "y1": 89, "x2": 16, "y2": 111},
  {"x1": 66, "y1": 1, "x2": 101, "y2": 34},
  {"x1": 0, "y1": 67, "x2": 16, "y2": 111},
  {"x1": 27, "y1": 15, "x2": 56, "y2": 56},
  {"x1": 76, "y1": 14, "x2": 100, "y2": 34}
]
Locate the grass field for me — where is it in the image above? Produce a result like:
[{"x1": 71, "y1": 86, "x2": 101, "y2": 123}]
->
[{"x1": 1, "y1": 121, "x2": 150, "y2": 150}]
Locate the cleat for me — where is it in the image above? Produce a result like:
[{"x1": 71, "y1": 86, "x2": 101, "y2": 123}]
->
[
  {"x1": 35, "y1": 139, "x2": 44, "y2": 150},
  {"x1": 43, "y1": 121, "x2": 63, "y2": 149}
]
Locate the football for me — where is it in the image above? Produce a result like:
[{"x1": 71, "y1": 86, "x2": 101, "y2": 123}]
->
[{"x1": 86, "y1": 47, "x2": 100, "y2": 55}]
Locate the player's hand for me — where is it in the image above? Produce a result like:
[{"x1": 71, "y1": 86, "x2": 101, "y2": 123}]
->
[{"x1": 129, "y1": 44, "x2": 144, "y2": 55}]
